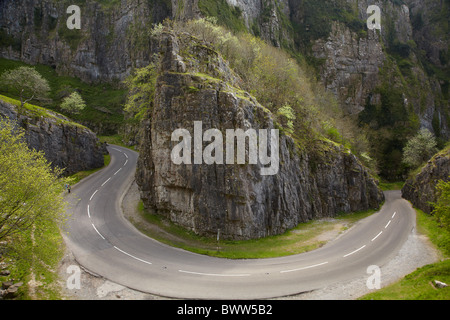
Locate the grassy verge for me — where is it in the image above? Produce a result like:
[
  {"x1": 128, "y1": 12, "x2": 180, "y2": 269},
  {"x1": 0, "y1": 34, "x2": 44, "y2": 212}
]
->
[
  {"x1": 360, "y1": 209, "x2": 450, "y2": 300},
  {"x1": 0, "y1": 220, "x2": 65, "y2": 300},
  {"x1": 131, "y1": 202, "x2": 378, "y2": 259},
  {"x1": 379, "y1": 181, "x2": 405, "y2": 191}
]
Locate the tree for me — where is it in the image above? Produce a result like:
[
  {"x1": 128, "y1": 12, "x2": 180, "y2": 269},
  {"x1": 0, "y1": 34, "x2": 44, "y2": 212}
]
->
[
  {"x1": 0, "y1": 67, "x2": 50, "y2": 107},
  {"x1": 0, "y1": 119, "x2": 67, "y2": 241},
  {"x1": 402, "y1": 128, "x2": 438, "y2": 169},
  {"x1": 123, "y1": 63, "x2": 157, "y2": 120},
  {"x1": 60, "y1": 91, "x2": 86, "y2": 115}
]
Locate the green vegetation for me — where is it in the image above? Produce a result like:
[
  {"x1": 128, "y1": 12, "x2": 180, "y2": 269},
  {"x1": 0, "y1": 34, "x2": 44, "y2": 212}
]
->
[
  {"x1": 290, "y1": 0, "x2": 365, "y2": 50},
  {"x1": 358, "y1": 56, "x2": 421, "y2": 180},
  {"x1": 60, "y1": 91, "x2": 86, "y2": 115},
  {"x1": 169, "y1": 18, "x2": 372, "y2": 167},
  {"x1": 378, "y1": 181, "x2": 405, "y2": 191},
  {"x1": 0, "y1": 66, "x2": 50, "y2": 107},
  {"x1": 197, "y1": 0, "x2": 247, "y2": 34},
  {"x1": 402, "y1": 128, "x2": 439, "y2": 170},
  {"x1": 0, "y1": 94, "x2": 87, "y2": 130},
  {"x1": 0, "y1": 58, "x2": 126, "y2": 135},
  {"x1": 123, "y1": 63, "x2": 157, "y2": 121},
  {"x1": 433, "y1": 179, "x2": 450, "y2": 235},
  {"x1": 0, "y1": 119, "x2": 67, "y2": 241},
  {"x1": 0, "y1": 118, "x2": 68, "y2": 299},
  {"x1": 360, "y1": 260, "x2": 450, "y2": 300}
]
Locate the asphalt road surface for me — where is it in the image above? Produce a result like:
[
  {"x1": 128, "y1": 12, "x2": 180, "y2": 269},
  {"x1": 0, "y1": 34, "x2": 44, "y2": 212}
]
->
[{"x1": 63, "y1": 145, "x2": 415, "y2": 299}]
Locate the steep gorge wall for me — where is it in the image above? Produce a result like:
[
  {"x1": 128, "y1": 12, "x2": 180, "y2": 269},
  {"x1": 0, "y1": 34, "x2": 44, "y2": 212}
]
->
[
  {"x1": 0, "y1": 99, "x2": 106, "y2": 175},
  {"x1": 0, "y1": 0, "x2": 171, "y2": 83},
  {"x1": 135, "y1": 31, "x2": 384, "y2": 240}
]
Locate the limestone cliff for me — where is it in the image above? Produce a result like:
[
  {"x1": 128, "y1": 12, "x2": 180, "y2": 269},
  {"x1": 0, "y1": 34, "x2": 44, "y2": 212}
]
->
[
  {"x1": 135, "y1": 31, "x2": 384, "y2": 240},
  {"x1": 1, "y1": 0, "x2": 447, "y2": 138},
  {"x1": 0, "y1": 99, "x2": 106, "y2": 176},
  {"x1": 402, "y1": 147, "x2": 450, "y2": 214}
]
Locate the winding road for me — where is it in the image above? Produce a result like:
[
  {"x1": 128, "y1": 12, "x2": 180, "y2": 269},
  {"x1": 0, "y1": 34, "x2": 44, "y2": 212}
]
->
[{"x1": 63, "y1": 145, "x2": 415, "y2": 299}]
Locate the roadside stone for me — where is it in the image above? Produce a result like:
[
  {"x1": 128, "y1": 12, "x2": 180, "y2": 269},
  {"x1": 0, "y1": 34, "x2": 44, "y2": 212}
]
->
[
  {"x1": 4, "y1": 286, "x2": 18, "y2": 299},
  {"x1": 1, "y1": 281, "x2": 23, "y2": 299},
  {"x1": 433, "y1": 280, "x2": 448, "y2": 289},
  {"x1": 2, "y1": 280, "x2": 14, "y2": 290},
  {"x1": 0, "y1": 269, "x2": 11, "y2": 276}
]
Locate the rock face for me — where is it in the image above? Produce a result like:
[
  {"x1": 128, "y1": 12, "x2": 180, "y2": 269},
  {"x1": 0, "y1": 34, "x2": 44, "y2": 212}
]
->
[
  {"x1": 0, "y1": 0, "x2": 170, "y2": 83},
  {"x1": 0, "y1": 100, "x2": 106, "y2": 176},
  {"x1": 402, "y1": 147, "x2": 450, "y2": 214},
  {"x1": 1, "y1": 0, "x2": 447, "y2": 139},
  {"x1": 311, "y1": 21, "x2": 385, "y2": 115},
  {"x1": 135, "y1": 32, "x2": 384, "y2": 240}
]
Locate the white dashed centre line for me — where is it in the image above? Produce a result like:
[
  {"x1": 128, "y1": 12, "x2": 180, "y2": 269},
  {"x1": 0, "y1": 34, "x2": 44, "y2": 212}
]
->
[
  {"x1": 113, "y1": 246, "x2": 152, "y2": 265},
  {"x1": 343, "y1": 245, "x2": 366, "y2": 258},
  {"x1": 101, "y1": 177, "x2": 111, "y2": 187},
  {"x1": 371, "y1": 231, "x2": 383, "y2": 242},
  {"x1": 280, "y1": 261, "x2": 329, "y2": 274},
  {"x1": 89, "y1": 189, "x2": 98, "y2": 201},
  {"x1": 178, "y1": 270, "x2": 250, "y2": 277},
  {"x1": 92, "y1": 224, "x2": 105, "y2": 240}
]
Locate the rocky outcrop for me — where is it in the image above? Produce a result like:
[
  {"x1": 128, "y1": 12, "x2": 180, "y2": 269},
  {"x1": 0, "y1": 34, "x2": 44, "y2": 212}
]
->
[
  {"x1": 0, "y1": 99, "x2": 106, "y2": 176},
  {"x1": 402, "y1": 147, "x2": 450, "y2": 214},
  {"x1": 135, "y1": 31, "x2": 384, "y2": 240}
]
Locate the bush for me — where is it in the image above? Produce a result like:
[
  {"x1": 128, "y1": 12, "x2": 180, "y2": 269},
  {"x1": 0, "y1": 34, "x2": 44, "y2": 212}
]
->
[
  {"x1": 403, "y1": 128, "x2": 438, "y2": 169},
  {"x1": 60, "y1": 91, "x2": 86, "y2": 115}
]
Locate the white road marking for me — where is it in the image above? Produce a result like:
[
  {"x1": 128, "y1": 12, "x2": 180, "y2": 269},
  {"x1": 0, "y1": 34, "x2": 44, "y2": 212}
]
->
[
  {"x1": 385, "y1": 220, "x2": 391, "y2": 229},
  {"x1": 371, "y1": 231, "x2": 383, "y2": 242},
  {"x1": 113, "y1": 246, "x2": 152, "y2": 265},
  {"x1": 92, "y1": 224, "x2": 105, "y2": 240},
  {"x1": 89, "y1": 189, "x2": 98, "y2": 201},
  {"x1": 124, "y1": 159, "x2": 128, "y2": 166},
  {"x1": 124, "y1": 153, "x2": 128, "y2": 159},
  {"x1": 111, "y1": 147, "x2": 122, "y2": 152},
  {"x1": 114, "y1": 168, "x2": 122, "y2": 175},
  {"x1": 178, "y1": 270, "x2": 250, "y2": 277},
  {"x1": 392, "y1": 212, "x2": 396, "y2": 219},
  {"x1": 101, "y1": 177, "x2": 111, "y2": 187},
  {"x1": 280, "y1": 261, "x2": 329, "y2": 274},
  {"x1": 87, "y1": 205, "x2": 91, "y2": 218},
  {"x1": 343, "y1": 245, "x2": 366, "y2": 258}
]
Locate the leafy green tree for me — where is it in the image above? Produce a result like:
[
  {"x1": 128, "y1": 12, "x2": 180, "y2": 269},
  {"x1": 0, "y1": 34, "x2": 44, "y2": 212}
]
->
[
  {"x1": 433, "y1": 178, "x2": 450, "y2": 232},
  {"x1": 276, "y1": 104, "x2": 296, "y2": 134},
  {"x1": 0, "y1": 119, "x2": 67, "y2": 241},
  {"x1": 123, "y1": 63, "x2": 157, "y2": 120},
  {"x1": 60, "y1": 91, "x2": 86, "y2": 115},
  {"x1": 402, "y1": 128, "x2": 438, "y2": 169},
  {"x1": 0, "y1": 67, "x2": 50, "y2": 107}
]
